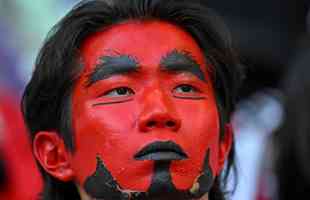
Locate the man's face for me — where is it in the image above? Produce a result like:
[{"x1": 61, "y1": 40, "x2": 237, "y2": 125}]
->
[{"x1": 71, "y1": 21, "x2": 226, "y2": 199}]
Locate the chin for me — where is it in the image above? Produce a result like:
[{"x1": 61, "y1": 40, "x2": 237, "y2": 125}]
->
[{"x1": 84, "y1": 151, "x2": 213, "y2": 200}]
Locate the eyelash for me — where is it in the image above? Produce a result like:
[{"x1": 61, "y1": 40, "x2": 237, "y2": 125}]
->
[
  {"x1": 172, "y1": 84, "x2": 206, "y2": 100},
  {"x1": 173, "y1": 84, "x2": 199, "y2": 93},
  {"x1": 104, "y1": 87, "x2": 135, "y2": 97},
  {"x1": 95, "y1": 82, "x2": 204, "y2": 103}
]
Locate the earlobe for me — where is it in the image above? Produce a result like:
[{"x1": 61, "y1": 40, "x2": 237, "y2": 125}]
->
[
  {"x1": 217, "y1": 123, "x2": 233, "y2": 175},
  {"x1": 33, "y1": 131, "x2": 74, "y2": 181}
]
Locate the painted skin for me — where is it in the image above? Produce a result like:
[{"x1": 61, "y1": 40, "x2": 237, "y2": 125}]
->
[{"x1": 70, "y1": 20, "x2": 229, "y2": 199}]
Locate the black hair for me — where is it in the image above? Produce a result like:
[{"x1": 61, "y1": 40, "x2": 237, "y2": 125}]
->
[
  {"x1": 21, "y1": 0, "x2": 244, "y2": 199},
  {"x1": 0, "y1": 155, "x2": 7, "y2": 189},
  {"x1": 273, "y1": 50, "x2": 310, "y2": 200}
]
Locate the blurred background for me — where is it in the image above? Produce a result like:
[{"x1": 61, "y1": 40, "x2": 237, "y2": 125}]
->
[{"x1": 0, "y1": 0, "x2": 309, "y2": 199}]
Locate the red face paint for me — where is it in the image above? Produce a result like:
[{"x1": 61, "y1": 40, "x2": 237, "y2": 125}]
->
[{"x1": 71, "y1": 21, "x2": 222, "y2": 195}]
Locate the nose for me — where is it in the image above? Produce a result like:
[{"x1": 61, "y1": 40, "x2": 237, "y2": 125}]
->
[
  {"x1": 138, "y1": 89, "x2": 181, "y2": 132},
  {"x1": 139, "y1": 112, "x2": 181, "y2": 132}
]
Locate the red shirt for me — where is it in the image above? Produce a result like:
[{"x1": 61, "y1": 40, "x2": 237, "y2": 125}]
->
[{"x1": 0, "y1": 88, "x2": 42, "y2": 200}]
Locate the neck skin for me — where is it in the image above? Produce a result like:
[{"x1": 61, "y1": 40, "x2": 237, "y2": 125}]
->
[{"x1": 77, "y1": 185, "x2": 209, "y2": 200}]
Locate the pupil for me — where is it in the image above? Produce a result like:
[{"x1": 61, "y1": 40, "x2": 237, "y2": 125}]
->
[
  {"x1": 117, "y1": 88, "x2": 127, "y2": 95},
  {"x1": 182, "y1": 85, "x2": 191, "y2": 92}
]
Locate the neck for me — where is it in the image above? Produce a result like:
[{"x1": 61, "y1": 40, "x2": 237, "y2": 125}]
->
[{"x1": 78, "y1": 185, "x2": 209, "y2": 200}]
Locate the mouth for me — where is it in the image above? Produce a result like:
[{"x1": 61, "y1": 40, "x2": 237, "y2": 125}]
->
[{"x1": 134, "y1": 141, "x2": 188, "y2": 161}]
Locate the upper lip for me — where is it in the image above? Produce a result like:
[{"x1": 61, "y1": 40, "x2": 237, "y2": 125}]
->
[{"x1": 134, "y1": 141, "x2": 188, "y2": 161}]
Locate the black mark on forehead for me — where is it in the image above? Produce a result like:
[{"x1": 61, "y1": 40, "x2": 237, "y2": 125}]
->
[
  {"x1": 86, "y1": 54, "x2": 140, "y2": 87},
  {"x1": 160, "y1": 49, "x2": 207, "y2": 82}
]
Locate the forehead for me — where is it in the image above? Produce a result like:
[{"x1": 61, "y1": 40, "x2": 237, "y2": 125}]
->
[{"x1": 80, "y1": 20, "x2": 206, "y2": 69}]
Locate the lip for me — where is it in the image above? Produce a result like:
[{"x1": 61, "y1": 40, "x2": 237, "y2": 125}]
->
[{"x1": 134, "y1": 141, "x2": 188, "y2": 161}]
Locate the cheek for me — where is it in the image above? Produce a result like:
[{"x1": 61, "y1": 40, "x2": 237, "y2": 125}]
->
[
  {"x1": 72, "y1": 94, "x2": 138, "y2": 138},
  {"x1": 72, "y1": 101, "x2": 128, "y2": 164},
  {"x1": 71, "y1": 101, "x2": 154, "y2": 190},
  {"x1": 170, "y1": 99, "x2": 220, "y2": 189},
  {"x1": 177, "y1": 98, "x2": 220, "y2": 146}
]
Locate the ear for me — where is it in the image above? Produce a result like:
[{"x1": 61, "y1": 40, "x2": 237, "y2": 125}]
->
[
  {"x1": 216, "y1": 123, "x2": 233, "y2": 175},
  {"x1": 33, "y1": 131, "x2": 74, "y2": 181}
]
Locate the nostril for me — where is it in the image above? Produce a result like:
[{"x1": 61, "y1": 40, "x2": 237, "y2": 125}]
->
[
  {"x1": 147, "y1": 121, "x2": 157, "y2": 128},
  {"x1": 166, "y1": 120, "x2": 176, "y2": 128},
  {"x1": 140, "y1": 116, "x2": 180, "y2": 132}
]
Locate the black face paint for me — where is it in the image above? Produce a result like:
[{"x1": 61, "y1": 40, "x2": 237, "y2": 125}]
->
[
  {"x1": 134, "y1": 141, "x2": 188, "y2": 161},
  {"x1": 84, "y1": 149, "x2": 213, "y2": 200},
  {"x1": 92, "y1": 99, "x2": 134, "y2": 106},
  {"x1": 189, "y1": 149, "x2": 214, "y2": 198},
  {"x1": 86, "y1": 54, "x2": 140, "y2": 87},
  {"x1": 84, "y1": 155, "x2": 129, "y2": 200},
  {"x1": 160, "y1": 49, "x2": 207, "y2": 82}
]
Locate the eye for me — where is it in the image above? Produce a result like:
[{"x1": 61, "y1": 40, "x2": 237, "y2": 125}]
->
[
  {"x1": 172, "y1": 84, "x2": 206, "y2": 100},
  {"x1": 104, "y1": 87, "x2": 134, "y2": 97},
  {"x1": 174, "y1": 84, "x2": 198, "y2": 93}
]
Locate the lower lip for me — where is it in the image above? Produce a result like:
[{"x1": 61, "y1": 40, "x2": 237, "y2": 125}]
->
[{"x1": 135, "y1": 152, "x2": 188, "y2": 161}]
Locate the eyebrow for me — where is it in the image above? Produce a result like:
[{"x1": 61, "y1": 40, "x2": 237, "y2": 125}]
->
[
  {"x1": 86, "y1": 54, "x2": 140, "y2": 87},
  {"x1": 159, "y1": 49, "x2": 206, "y2": 82}
]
